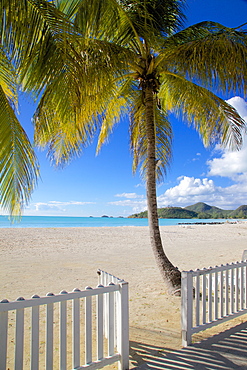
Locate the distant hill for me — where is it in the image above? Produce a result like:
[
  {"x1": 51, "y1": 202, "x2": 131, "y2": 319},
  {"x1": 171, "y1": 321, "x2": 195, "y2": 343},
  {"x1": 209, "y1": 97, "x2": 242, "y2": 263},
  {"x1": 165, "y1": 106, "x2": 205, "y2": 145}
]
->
[
  {"x1": 184, "y1": 202, "x2": 230, "y2": 217},
  {"x1": 157, "y1": 207, "x2": 197, "y2": 219},
  {"x1": 229, "y1": 205, "x2": 247, "y2": 218},
  {"x1": 128, "y1": 202, "x2": 247, "y2": 219},
  {"x1": 185, "y1": 202, "x2": 224, "y2": 214}
]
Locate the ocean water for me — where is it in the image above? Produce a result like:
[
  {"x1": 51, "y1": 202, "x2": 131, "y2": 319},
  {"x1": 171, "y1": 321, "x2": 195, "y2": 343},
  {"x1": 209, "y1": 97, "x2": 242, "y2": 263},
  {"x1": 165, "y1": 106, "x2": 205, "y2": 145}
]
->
[{"x1": 0, "y1": 215, "x2": 229, "y2": 228}]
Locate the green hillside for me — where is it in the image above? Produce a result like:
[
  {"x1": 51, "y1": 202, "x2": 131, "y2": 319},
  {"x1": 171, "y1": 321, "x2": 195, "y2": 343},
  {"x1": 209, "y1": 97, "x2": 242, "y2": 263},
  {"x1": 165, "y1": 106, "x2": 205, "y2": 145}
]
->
[
  {"x1": 128, "y1": 207, "x2": 197, "y2": 218},
  {"x1": 184, "y1": 202, "x2": 230, "y2": 218},
  {"x1": 128, "y1": 202, "x2": 247, "y2": 219},
  {"x1": 229, "y1": 205, "x2": 247, "y2": 218},
  {"x1": 157, "y1": 207, "x2": 197, "y2": 219}
]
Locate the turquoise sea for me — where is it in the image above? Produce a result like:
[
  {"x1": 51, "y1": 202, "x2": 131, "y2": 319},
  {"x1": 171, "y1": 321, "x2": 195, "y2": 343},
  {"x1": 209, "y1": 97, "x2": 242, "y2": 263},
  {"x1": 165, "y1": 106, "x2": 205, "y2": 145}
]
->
[{"x1": 0, "y1": 215, "x2": 230, "y2": 228}]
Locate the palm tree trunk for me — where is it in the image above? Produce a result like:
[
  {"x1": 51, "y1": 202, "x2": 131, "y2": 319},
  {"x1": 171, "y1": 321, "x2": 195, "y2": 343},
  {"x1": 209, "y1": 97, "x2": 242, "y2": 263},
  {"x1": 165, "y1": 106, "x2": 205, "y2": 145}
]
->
[{"x1": 145, "y1": 84, "x2": 181, "y2": 295}]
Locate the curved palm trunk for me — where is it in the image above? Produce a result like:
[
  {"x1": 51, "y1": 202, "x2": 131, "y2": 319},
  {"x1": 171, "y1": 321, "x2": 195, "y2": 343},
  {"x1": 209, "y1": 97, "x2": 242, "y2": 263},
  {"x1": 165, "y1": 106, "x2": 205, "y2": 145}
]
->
[{"x1": 145, "y1": 84, "x2": 181, "y2": 295}]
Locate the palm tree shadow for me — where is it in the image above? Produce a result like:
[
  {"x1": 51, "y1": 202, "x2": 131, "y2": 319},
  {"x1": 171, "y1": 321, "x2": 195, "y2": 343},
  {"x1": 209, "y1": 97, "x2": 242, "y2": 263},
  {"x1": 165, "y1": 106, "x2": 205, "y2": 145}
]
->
[{"x1": 130, "y1": 321, "x2": 247, "y2": 369}]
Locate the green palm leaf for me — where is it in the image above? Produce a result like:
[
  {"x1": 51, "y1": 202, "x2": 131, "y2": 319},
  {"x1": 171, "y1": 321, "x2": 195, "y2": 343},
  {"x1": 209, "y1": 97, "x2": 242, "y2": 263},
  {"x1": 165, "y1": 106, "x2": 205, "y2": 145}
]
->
[
  {"x1": 0, "y1": 86, "x2": 39, "y2": 216},
  {"x1": 158, "y1": 21, "x2": 247, "y2": 94},
  {"x1": 159, "y1": 72, "x2": 245, "y2": 150}
]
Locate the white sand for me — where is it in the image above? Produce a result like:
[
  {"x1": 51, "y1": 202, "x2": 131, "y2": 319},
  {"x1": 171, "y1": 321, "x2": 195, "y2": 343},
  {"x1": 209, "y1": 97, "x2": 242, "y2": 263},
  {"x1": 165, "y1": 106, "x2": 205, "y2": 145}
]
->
[{"x1": 1, "y1": 222, "x2": 247, "y2": 368}]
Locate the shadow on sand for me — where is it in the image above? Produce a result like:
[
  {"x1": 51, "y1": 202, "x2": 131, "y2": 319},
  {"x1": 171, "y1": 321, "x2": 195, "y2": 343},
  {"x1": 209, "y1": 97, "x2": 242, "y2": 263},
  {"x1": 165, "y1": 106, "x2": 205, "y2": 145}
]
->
[{"x1": 130, "y1": 321, "x2": 247, "y2": 369}]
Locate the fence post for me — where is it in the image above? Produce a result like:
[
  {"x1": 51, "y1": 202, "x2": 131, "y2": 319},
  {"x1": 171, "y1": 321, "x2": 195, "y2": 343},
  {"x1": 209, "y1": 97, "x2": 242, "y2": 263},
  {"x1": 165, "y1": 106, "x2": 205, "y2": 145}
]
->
[
  {"x1": 181, "y1": 271, "x2": 193, "y2": 347},
  {"x1": 117, "y1": 281, "x2": 129, "y2": 370},
  {"x1": 0, "y1": 302, "x2": 8, "y2": 370},
  {"x1": 85, "y1": 287, "x2": 93, "y2": 365},
  {"x1": 15, "y1": 298, "x2": 25, "y2": 370}
]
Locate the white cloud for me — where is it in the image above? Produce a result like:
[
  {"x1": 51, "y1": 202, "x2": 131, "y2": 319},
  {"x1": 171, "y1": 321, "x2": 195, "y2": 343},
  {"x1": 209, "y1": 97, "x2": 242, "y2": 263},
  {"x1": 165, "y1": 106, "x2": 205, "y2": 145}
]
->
[
  {"x1": 207, "y1": 96, "x2": 247, "y2": 179},
  {"x1": 34, "y1": 200, "x2": 95, "y2": 212},
  {"x1": 110, "y1": 193, "x2": 146, "y2": 213},
  {"x1": 226, "y1": 96, "x2": 247, "y2": 121},
  {"x1": 49, "y1": 201, "x2": 93, "y2": 206},
  {"x1": 34, "y1": 203, "x2": 61, "y2": 212},
  {"x1": 135, "y1": 183, "x2": 145, "y2": 188},
  {"x1": 207, "y1": 145, "x2": 247, "y2": 178},
  {"x1": 192, "y1": 152, "x2": 201, "y2": 161},
  {"x1": 109, "y1": 198, "x2": 147, "y2": 213},
  {"x1": 115, "y1": 193, "x2": 144, "y2": 199},
  {"x1": 157, "y1": 175, "x2": 247, "y2": 209},
  {"x1": 158, "y1": 176, "x2": 218, "y2": 207},
  {"x1": 157, "y1": 98, "x2": 247, "y2": 210}
]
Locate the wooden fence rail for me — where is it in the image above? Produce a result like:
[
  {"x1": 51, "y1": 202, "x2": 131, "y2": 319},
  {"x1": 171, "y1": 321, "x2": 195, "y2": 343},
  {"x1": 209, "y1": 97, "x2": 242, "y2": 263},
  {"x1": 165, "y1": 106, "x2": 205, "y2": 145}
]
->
[
  {"x1": 181, "y1": 261, "x2": 247, "y2": 346},
  {"x1": 0, "y1": 270, "x2": 129, "y2": 370}
]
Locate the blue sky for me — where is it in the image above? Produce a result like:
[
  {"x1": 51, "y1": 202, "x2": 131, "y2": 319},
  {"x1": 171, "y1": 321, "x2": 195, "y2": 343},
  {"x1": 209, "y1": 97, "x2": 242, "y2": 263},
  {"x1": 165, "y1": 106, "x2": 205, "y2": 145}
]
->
[{"x1": 10, "y1": 0, "x2": 247, "y2": 217}]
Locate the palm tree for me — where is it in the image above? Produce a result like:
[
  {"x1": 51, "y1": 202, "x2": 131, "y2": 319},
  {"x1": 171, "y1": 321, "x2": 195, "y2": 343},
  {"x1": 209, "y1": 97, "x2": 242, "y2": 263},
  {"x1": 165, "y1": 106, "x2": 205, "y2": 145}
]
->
[
  {"x1": 0, "y1": 0, "x2": 77, "y2": 216},
  {"x1": 30, "y1": 0, "x2": 247, "y2": 293},
  {"x1": 4, "y1": 0, "x2": 247, "y2": 293}
]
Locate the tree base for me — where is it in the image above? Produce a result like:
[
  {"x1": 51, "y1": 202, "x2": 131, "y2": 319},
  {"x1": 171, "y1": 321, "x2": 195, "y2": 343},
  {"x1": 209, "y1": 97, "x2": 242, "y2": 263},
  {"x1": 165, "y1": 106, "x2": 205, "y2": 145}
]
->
[{"x1": 163, "y1": 266, "x2": 181, "y2": 296}]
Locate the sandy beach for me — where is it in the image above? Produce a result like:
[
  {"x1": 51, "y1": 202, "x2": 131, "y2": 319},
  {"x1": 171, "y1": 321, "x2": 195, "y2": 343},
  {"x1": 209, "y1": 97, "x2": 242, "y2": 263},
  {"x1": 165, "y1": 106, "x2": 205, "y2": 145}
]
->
[{"x1": 1, "y1": 222, "x2": 247, "y2": 368}]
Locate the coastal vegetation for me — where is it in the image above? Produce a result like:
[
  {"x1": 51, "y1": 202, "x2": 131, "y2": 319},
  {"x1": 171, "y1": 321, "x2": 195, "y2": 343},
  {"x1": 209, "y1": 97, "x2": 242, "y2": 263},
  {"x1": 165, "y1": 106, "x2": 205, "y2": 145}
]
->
[
  {"x1": 1, "y1": 1, "x2": 247, "y2": 294},
  {"x1": 129, "y1": 202, "x2": 247, "y2": 219}
]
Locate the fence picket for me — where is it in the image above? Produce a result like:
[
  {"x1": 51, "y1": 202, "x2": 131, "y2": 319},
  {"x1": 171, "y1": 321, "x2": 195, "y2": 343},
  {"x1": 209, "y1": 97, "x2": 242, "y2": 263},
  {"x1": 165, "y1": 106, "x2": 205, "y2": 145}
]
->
[
  {"x1": 202, "y1": 272, "x2": 206, "y2": 324},
  {"x1": 46, "y1": 297, "x2": 54, "y2": 370},
  {"x1": 0, "y1": 308, "x2": 8, "y2": 370},
  {"x1": 245, "y1": 265, "x2": 247, "y2": 306},
  {"x1": 208, "y1": 272, "x2": 212, "y2": 322},
  {"x1": 220, "y1": 269, "x2": 224, "y2": 318},
  {"x1": 97, "y1": 287, "x2": 104, "y2": 361},
  {"x1": 240, "y1": 266, "x2": 244, "y2": 309},
  {"x1": 15, "y1": 299, "x2": 25, "y2": 370},
  {"x1": 181, "y1": 271, "x2": 193, "y2": 347},
  {"x1": 31, "y1": 296, "x2": 40, "y2": 370},
  {"x1": 230, "y1": 267, "x2": 234, "y2": 314},
  {"x1": 181, "y1": 261, "x2": 247, "y2": 346},
  {"x1": 73, "y1": 289, "x2": 81, "y2": 369},
  {"x1": 85, "y1": 287, "x2": 93, "y2": 365},
  {"x1": 108, "y1": 284, "x2": 115, "y2": 357},
  {"x1": 214, "y1": 271, "x2": 218, "y2": 320},
  {"x1": 195, "y1": 272, "x2": 200, "y2": 326},
  {"x1": 225, "y1": 268, "x2": 229, "y2": 316},
  {"x1": 236, "y1": 266, "x2": 239, "y2": 312},
  {"x1": 60, "y1": 291, "x2": 68, "y2": 370},
  {"x1": 117, "y1": 281, "x2": 129, "y2": 370}
]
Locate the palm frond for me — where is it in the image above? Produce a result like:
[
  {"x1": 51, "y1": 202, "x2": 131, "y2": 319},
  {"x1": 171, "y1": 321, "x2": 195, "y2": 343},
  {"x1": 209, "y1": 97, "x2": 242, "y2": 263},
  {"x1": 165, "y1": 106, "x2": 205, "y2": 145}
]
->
[
  {"x1": 119, "y1": 0, "x2": 186, "y2": 36},
  {"x1": 159, "y1": 72, "x2": 246, "y2": 150},
  {"x1": 1, "y1": 0, "x2": 74, "y2": 69},
  {"x1": 157, "y1": 21, "x2": 247, "y2": 94},
  {"x1": 33, "y1": 55, "x2": 120, "y2": 165},
  {"x1": 0, "y1": 47, "x2": 17, "y2": 104},
  {"x1": 66, "y1": 0, "x2": 145, "y2": 54},
  {"x1": 17, "y1": 1, "x2": 77, "y2": 96},
  {"x1": 96, "y1": 77, "x2": 134, "y2": 153},
  {"x1": 0, "y1": 85, "x2": 39, "y2": 216},
  {"x1": 33, "y1": 29, "x2": 137, "y2": 166},
  {"x1": 34, "y1": 83, "x2": 98, "y2": 167}
]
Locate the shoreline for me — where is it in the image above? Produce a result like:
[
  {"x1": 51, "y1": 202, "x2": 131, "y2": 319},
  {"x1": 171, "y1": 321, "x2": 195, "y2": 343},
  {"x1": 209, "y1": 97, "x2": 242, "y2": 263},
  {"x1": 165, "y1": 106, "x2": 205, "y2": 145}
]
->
[
  {"x1": 178, "y1": 220, "x2": 238, "y2": 225},
  {"x1": 0, "y1": 214, "x2": 243, "y2": 228},
  {"x1": 1, "y1": 223, "x2": 247, "y2": 368}
]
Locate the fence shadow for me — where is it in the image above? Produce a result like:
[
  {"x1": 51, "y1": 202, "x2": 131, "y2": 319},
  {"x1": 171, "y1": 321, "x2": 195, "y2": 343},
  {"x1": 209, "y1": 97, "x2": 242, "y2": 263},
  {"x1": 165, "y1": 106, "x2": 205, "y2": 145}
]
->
[{"x1": 130, "y1": 321, "x2": 247, "y2": 369}]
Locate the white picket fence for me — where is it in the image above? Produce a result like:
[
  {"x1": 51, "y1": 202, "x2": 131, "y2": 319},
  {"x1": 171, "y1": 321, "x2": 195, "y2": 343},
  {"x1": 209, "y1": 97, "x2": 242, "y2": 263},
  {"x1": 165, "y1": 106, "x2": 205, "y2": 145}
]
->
[
  {"x1": 0, "y1": 270, "x2": 129, "y2": 370},
  {"x1": 181, "y1": 261, "x2": 247, "y2": 346}
]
